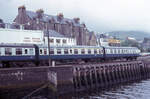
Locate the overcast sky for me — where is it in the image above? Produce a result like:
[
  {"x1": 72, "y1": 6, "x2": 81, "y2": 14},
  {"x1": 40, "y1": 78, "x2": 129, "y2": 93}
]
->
[{"x1": 0, "y1": 0, "x2": 150, "y2": 33}]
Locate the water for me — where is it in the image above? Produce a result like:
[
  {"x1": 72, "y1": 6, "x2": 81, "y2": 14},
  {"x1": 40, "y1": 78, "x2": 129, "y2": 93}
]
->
[
  {"x1": 32, "y1": 79, "x2": 150, "y2": 99},
  {"x1": 76, "y1": 79, "x2": 150, "y2": 99}
]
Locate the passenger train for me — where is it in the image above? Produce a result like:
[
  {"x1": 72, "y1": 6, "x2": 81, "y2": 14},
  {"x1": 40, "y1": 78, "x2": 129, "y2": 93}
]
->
[{"x1": 0, "y1": 43, "x2": 140, "y2": 67}]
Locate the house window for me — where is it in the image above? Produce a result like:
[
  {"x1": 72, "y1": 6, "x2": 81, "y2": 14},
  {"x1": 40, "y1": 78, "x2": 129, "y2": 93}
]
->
[
  {"x1": 50, "y1": 39, "x2": 54, "y2": 43},
  {"x1": 5, "y1": 48, "x2": 12, "y2": 55},
  {"x1": 56, "y1": 39, "x2": 60, "y2": 43},
  {"x1": 63, "y1": 39, "x2": 67, "y2": 44},
  {"x1": 16, "y1": 48, "x2": 22, "y2": 55}
]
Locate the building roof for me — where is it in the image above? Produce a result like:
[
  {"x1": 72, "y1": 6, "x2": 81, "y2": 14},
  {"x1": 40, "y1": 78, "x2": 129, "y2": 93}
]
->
[
  {"x1": 26, "y1": 10, "x2": 83, "y2": 27},
  {"x1": 126, "y1": 37, "x2": 136, "y2": 41},
  {"x1": 96, "y1": 33, "x2": 108, "y2": 39},
  {"x1": 143, "y1": 38, "x2": 150, "y2": 43},
  {"x1": 44, "y1": 29, "x2": 67, "y2": 38}
]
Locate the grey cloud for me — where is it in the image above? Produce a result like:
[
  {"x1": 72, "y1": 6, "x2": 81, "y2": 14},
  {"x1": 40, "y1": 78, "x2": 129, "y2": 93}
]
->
[{"x1": 0, "y1": 0, "x2": 150, "y2": 32}]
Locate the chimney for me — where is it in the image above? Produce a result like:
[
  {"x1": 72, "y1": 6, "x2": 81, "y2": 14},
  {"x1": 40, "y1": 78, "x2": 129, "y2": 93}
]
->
[
  {"x1": 82, "y1": 22, "x2": 86, "y2": 28},
  {"x1": 57, "y1": 13, "x2": 64, "y2": 21},
  {"x1": 18, "y1": 5, "x2": 26, "y2": 15},
  {"x1": 36, "y1": 9, "x2": 44, "y2": 18},
  {"x1": 73, "y1": 17, "x2": 80, "y2": 24},
  {"x1": 0, "y1": 19, "x2": 3, "y2": 23}
]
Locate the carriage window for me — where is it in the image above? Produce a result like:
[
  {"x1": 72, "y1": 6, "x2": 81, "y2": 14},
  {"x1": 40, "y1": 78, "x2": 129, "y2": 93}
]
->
[
  {"x1": 5, "y1": 48, "x2": 12, "y2": 55},
  {"x1": 0, "y1": 48, "x2": 1, "y2": 55},
  {"x1": 122, "y1": 49, "x2": 124, "y2": 53},
  {"x1": 81, "y1": 49, "x2": 85, "y2": 54},
  {"x1": 56, "y1": 39, "x2": 60, "y2": 43},
  {"x1": 94, "y1": 49, "x2": 97, "y2": 54},
  {"x1": 29, "y1": 49, "x2": 34, "y2": 55},
  {"x1": 118, "y1": 49, "x2": 120, "y2": 54},
  {"x1": 64, "y1": 49, "x2": 68, "y2": 54},
  {"x1": 74, "y1": 49, "x2": 78, "y2": 54},
  {"x1": 40, "y1": 49, "x2": 43, "y2": 54},
  {"x1": 114, "y1": 49, "x2": 116, "y2": 54},
  {"x1": 25, "y1": 49, "x2": 28, "y2": 54},
  {"x1": 50, "y1": 49, "x2": 54, "y2": 54},
  {"x1": 110, "y1": 49, "x2": 113, "y2": 53},
  {"x1": 70, "y1": 49, "x2": 72, "y2": 54},
  {"x1": 44, "y1": 49, "x2": 47, "y2": 55},
  {"x1": 124, "y1": 50, "x2": 126, "y2": 53},
  {"x1": 88, "y1": 49, "x2": 91, "y2": 54},
  {"x1": 57, "y1": 49, "x2": 61, "y2": 54},
  {"x1": 120, "y1": 49, "x2": 122, "y2": 53},
  {"x1": 129, "y1": 50, "x2": 131, "y2": 53},
  {"x1": 99, "y1": 49, "x2": 102, "y2": 54},
  {"x1": 16, "y1": 48, "x2": 22, "y2": 55}
]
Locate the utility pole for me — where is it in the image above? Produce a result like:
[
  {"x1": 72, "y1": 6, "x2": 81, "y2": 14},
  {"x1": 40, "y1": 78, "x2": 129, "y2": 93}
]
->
[{"x1": 46, "y1": 23, "x2": 51, "y2": 66}]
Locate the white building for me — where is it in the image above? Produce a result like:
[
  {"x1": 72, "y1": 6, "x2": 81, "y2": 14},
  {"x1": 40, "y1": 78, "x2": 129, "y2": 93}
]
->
[
  {"x1": 44, "y1": 30, "x2": 76, "y2": 46},
  {"x1": 0, "y1": 28, "x2": 43, "y2": 44},
  {"x1": 0, "y1": 26, "x2": 77, "y2": 46},
  {"x1": 96, "y1": 34, "x2": 109, "y2": 47}
]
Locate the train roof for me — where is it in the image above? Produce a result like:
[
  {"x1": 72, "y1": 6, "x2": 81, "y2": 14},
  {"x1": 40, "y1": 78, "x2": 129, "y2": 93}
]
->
[
  {"x1": 38, "y1": 45, "x2": 103, "y2": 49},
  {"x1": 103, "y1": 46, "x2": 138, "y2": 49},
  {"x1": 0, "y1": 43, "x2": 35, "y2": 47}
]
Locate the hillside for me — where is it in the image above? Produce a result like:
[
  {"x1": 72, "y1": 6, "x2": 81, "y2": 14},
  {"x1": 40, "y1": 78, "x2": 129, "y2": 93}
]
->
[{"x1": 108, "y1": 31, "x2": 150, "y2": 40}]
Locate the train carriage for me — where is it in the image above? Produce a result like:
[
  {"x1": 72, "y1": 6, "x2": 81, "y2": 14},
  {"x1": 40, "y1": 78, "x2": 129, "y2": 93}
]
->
[
  {"x1": 103, "y1": 46, "x2": 140, "y2": 60},
  {"x1": 38, "y1": 45, "x2": 104, "y2": 61},
  {"x1": 0, "y1": 43, "x2": 141, "y2": 67},
  {"x1": 0, "y1": 44, "x2": 37, "y2": 67}
]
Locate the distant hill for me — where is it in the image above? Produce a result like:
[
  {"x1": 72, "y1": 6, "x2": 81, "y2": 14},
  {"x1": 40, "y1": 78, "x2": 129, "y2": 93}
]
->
[{"x1": 108, "y1": 31, "x2": 150, "y2": 40}]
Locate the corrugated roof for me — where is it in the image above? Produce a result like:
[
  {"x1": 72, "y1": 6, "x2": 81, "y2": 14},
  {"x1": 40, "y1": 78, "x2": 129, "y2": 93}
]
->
[
  {"x1": 26, "y1": 11, "x2": 37, "y2": 19},
  {"x1": 44, "y1": 30, "x2": 66, "y2": 38},
  {"x1": 96, "y1": 34, "x2": 108, "y2": 39}
]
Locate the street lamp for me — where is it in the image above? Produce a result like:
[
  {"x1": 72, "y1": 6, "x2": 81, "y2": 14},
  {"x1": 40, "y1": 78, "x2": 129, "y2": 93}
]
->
[{"x1": 46, "y1": 23, "x2": 51, "y2": 66}]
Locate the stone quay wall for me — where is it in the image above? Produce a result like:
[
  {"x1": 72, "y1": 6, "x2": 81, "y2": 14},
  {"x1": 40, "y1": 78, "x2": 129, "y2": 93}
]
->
[{"x1": 0, "y1": 60, "x2": 150, "y2": 98}]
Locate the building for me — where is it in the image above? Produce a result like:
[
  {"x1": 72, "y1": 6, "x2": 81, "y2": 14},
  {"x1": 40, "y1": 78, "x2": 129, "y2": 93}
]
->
[
  {"x1": 96, "y1": 33, "x2": 121, "y2": 47},
  {"x1": 141, "y1": 38, "x2": 150, "y2": 51},
  {"x1": 121, "y1": 37, "x2": 139, "y2": 47},
  {"x1": 14, "y1": 6, "x2": 97, "y2": 46},
  {"x1": 0, "y1": 24, "x2": 76, "y2": 46},
  {"x1": 108, "y1": 38, "x2": 121, "y2": 46},
  {"x1": 0, "y1": 19, "x2": 5, "y2": 28},
  {"x1": 96, "y1": 34, "x2": 109, "y2": 46},
  {"x1": 0, "y1": 27, "x2": 43, "y2": 44}
]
